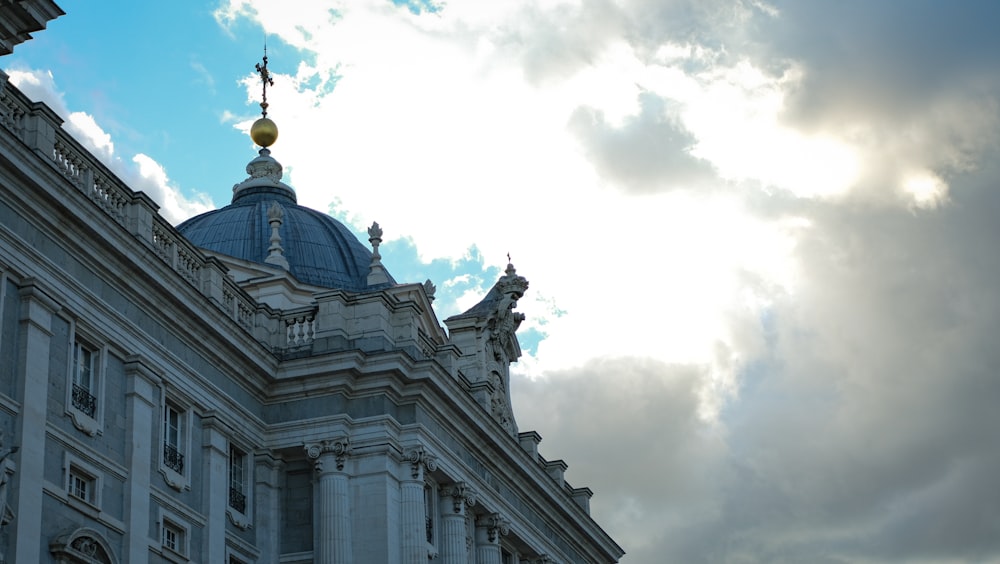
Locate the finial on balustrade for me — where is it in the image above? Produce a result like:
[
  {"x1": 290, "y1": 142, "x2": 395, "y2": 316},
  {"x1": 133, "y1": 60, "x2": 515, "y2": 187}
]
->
[{"x1": 367, "y1": 221, "x2": 390, "y2": 286}]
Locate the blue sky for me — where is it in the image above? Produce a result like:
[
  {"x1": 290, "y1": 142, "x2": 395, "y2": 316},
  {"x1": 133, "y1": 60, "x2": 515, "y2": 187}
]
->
[{"x1": 6, "y1": 1, "x2": 1000, "y2": 562}]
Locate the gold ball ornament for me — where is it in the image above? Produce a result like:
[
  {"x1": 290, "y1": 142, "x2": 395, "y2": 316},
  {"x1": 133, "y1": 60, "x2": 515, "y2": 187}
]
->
[{"x1": 250, "y1": 117, "x2": 279, "y2": 147}]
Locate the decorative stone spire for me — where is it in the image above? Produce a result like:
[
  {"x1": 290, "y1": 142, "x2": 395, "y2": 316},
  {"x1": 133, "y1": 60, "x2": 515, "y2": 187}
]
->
[
  {"x1": 264, "y1": 201, "x2": 289, "y2": 269},
  {"x1": 367, "y1": 221, "x2": 390, "y2": 286}
]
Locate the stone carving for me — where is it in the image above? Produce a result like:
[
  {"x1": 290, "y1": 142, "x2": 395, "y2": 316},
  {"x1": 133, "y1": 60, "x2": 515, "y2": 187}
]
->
[
  {"x1": 0, "y1": 429, "x2": 18, "y2": 532},
  {"x1": 305, "y1": 438, "x2": 350, "y2": 472},
  {"x1": 245, "y1": 148, "x2": 283, "y2": 183},
  {"x1": 486, "y1": 263, "x2": 528, "y2": 365},
  {"x1": 476, "y1": 512, "x2": 510, "y2": 543},
  {"x1": 442, "y1": 482, "x2": 477, "y2": 514},
  {"x1": 405, "y1": 447, "x2": 438, "y2": 480},
  {"x1": 423, "y1": 279, "x2": 436, "y2": 302},
  {"x1": 50, "y1": 527, "x2": 115, "y2": 563},
  {"x1": 489, "y1": 370, "x2": 515, "y2": 434}
]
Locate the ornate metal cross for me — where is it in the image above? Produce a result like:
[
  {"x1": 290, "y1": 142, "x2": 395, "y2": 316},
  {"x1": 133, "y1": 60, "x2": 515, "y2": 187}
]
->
[{"x1": 255, "y1": 46, "x2": 275, "y2": 117}]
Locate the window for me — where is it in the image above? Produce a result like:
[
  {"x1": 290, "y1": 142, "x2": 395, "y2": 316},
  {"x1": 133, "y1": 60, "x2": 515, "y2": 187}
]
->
[
  {"x1": 162, "y1": 519, "x2": 185, "y2": 554},
  {"x1": 158, "y1": 508, "x2": 190, "y2": 558},
  {"x1": 226, "y1": 442, "x2": 253, "y2": 529},
  {"x1": 68, "y1": 468, "x2": 92, "y2": 501},
  {"x1": 64, "y1": 324, "x2": 106, "y2": 437},
  {"x1": 159, "y1": 396, "x2": 192, "y2": 491},
  {"x1": 72, "y1": 341, "x2": 97, "y2": 417},
  {"x1": 63, "y1": 453, "x2": 102, "y2": 512},
  {"x1": 424, "y1": 483, "x2": 435, "y2": 544},
  {"x1": 163, "y1": 402, "x2": 184, "y2": 473},
  {"x1": 229, "y1": 445, "x2": 247, "y2": 513}
]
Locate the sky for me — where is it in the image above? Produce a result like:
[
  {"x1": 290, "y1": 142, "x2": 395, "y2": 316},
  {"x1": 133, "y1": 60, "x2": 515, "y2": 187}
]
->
[{"x1": 5, "y1": 1, "x2": 1000, "y2": 562}]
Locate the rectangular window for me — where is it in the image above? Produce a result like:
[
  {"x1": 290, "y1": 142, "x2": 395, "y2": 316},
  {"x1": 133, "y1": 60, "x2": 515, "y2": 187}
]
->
[
  {"x1": 68, "y1": 468, "x2": 91, "y2": 501},
  {"x1": 163, "y1": 402, "x2": 184, "y2": 474},
  {"x1": 159, "y1": 509, "x2": 190, "y2": 557},
  {"x1": 229, "y1": 445, "x2": 247, "y2": 513},
  {"x1": 162, "y1": 520, "x2": 183, "y2": 553},
  {"x1": 63, "y1": 454, "x2": 102, "y2": 511},
  {"x1": 424, "y1": 484, "x2": 434, "y2": 544},
  {"x1": 71, "y1": 340, "x2": 100, "y2": 419}
]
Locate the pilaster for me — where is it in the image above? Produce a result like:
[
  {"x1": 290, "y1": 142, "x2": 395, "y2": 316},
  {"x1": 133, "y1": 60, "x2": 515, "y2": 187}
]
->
[
  {"x1": 10, "y1": 281, "x2": 59, "y2": 563},
  {"x1": 123, "y1": 355, "x2": 161, "y2": 563},
  {"x1": 202, "y1": 416, "x2": 230, "y2": 564},
  {"x1": 252, "y1": 452, "x2": 281, "y2": 562}
]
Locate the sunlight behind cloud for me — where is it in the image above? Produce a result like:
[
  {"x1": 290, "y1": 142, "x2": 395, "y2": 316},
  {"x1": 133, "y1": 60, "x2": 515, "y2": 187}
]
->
[{"x1": 902, "y1": 170, "x2": 949, "y2": 209}]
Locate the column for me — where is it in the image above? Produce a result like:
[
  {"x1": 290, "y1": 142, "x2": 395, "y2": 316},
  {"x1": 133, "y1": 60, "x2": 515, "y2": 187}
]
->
[
  {"x1": 10, "y1": 282, "x2": 59, "y2": 564},
  {"x1": 475, "y1": 513, "x2": 510, "y2": 564},
  {"x1": 440, "y1": 482, "x2": 476, "y2": 564},
  {"x1": 123, "y1": 356, "x2": 160, "y2": 563},
  {"x1": 401, "y1": 448, "x2": 437, "y2": 564},
  {"x1": 305, "y1": 438, "x2": 351, "y2": 564}
]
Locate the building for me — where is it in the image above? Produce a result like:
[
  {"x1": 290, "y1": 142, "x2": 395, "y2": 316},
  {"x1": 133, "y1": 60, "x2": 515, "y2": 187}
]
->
[{"x1": 0, "y1": 6, "x2": 624, "y2": 564}]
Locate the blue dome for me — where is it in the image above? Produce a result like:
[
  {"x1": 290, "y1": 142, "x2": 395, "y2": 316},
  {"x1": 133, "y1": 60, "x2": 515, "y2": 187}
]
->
[{"x1": 177, "y1": 150, "x2": 392, "y2": 292}]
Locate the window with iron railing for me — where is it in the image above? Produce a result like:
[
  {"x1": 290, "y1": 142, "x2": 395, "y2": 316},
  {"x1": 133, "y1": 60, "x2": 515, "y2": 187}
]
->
[
  {"x1": 229, "y1": 444, "x2": 247, "y2": 513},
  {"x1": 70, "y1": 339, "x2": 100, "y2": 421},
  {"x1": 163, "y1": 403, "x2": 185, "y2": 474}
]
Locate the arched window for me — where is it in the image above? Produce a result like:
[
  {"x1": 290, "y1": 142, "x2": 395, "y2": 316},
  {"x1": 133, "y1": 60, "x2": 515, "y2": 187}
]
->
[{"x1": 50, "y1": 527, "x2": 117, "y2": 564}]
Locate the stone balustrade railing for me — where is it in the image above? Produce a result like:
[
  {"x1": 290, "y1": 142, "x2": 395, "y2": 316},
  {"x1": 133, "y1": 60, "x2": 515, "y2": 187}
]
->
[{"x1": 1, "y1": 71, "x2": 312, "y2": 353}]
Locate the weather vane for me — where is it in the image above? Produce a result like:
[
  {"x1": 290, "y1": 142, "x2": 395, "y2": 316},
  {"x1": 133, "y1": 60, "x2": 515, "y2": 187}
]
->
[{"x1": 255, "y1": 44, "x2": 274, "y2": 118}]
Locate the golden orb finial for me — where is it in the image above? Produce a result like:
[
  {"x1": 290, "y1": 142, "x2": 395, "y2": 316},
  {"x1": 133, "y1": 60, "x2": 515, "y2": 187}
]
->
[{"x1": 251, "y1": 117, "x2": 278, "y2": 147}]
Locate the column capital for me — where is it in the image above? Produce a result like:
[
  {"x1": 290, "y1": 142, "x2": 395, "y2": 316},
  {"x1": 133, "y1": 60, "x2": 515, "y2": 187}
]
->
[
  {"x1": 441, "y1": 482, "x2": 477, "y2": 515},
  {"x1": 475, "y1": 512, "x2": 510, "y2": 544},
  {"x1": 304, "y1": 437, "x2": 350, "y2": 472},
  {"x1": 403, "y1": 447, "x2": 438, "y2": 480}
]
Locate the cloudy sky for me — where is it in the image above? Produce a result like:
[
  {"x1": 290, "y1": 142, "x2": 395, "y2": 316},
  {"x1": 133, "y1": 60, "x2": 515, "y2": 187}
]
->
[{"x1": 6, "y1": 0, "x2": 1000, "y2": 561}]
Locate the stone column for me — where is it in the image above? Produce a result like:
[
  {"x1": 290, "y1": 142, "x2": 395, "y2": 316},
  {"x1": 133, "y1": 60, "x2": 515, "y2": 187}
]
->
[
  {"x1": 123, "y1": 356, "x2": 160, "y2": 563},
  {"x1": 475, "y1": 513, "x2": 509, "y2": 564},
  {"x1": 401, "y1": 448, "x2": 437, "y2": 563},
  {"x1": 440, "y1": 482, "x2": 476, "y2": 564},
  {"x1": 10, "y1": 282, "x2": 59, "y2": 563},
  {"x1": 305, "y1": 438, "x2": 351, "y2": 564}
]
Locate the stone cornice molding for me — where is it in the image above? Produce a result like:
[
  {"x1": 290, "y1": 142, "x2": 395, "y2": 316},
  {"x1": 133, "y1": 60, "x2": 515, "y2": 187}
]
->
[
  {"x1": 441, "y1": 482, "x2": 477, "y2": 514},
  {"x1": 304, "y1": 437, "x2": 350, "y2": 473},
  {"x1": 404, "y1": 447, "x2": 438, "y2": 480},
  {"x1": 475, "y1": 512, "x2": 511, "y2": 543}
]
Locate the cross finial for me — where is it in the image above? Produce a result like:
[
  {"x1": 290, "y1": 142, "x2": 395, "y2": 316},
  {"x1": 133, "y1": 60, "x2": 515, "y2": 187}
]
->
[
  {"x1": 507, "y1": 252, "x2": 511, "y2": 263},
  {"x1": 255, "y1": 44, "x2": 275, "y2": 117}
]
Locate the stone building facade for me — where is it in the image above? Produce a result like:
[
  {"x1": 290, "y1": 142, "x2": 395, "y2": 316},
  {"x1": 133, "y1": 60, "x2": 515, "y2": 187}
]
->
[{"x1": 0, "y1": 22, "x2": 624, "y2": 564}]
